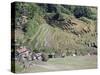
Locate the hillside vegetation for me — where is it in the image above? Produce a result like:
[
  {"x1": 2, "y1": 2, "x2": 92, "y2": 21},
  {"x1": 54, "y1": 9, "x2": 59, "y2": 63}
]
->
[{"x1": 12, "y1": 2, "x2": 97, "y2": 55}]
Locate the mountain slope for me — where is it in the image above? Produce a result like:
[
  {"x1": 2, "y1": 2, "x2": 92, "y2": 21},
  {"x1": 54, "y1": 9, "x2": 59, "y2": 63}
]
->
[{"x1": 13, "y1": 2, "x2": 97, "y2": 55}]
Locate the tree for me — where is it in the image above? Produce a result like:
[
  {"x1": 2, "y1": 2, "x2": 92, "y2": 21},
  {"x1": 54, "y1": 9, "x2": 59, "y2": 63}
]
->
[{"x1": 73, "y1": 6, "x2": 92, "y2": 18}]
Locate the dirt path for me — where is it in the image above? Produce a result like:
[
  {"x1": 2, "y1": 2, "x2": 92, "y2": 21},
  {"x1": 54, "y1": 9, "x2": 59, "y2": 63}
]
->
[
  {"x1": 21, "y1": 62, "x2": 62, "y2": 73},
  {"x1": 36, "y1": 63, "x2": 61, "y2": 70}
]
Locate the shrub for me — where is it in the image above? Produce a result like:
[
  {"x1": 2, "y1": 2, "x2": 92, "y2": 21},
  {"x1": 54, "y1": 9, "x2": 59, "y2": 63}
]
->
[
  {"x1": 62, "y1": 5, "x2": 75, "y2": 13},
  {"x1": 79, "y1": 17, "x2": 91, "y2": 24},
  {"x1": 73, "y1": 6, "x2": 97, "y2": 20},
  {"x1": 41, "y1": 52, "x2": 48, "y2": 62},
  {"x1": 74, "y1": 7, "x2": 91, "y2": 18},
  {"x1": 60, "y1": 6, "x2": 71, "y2": 15}
]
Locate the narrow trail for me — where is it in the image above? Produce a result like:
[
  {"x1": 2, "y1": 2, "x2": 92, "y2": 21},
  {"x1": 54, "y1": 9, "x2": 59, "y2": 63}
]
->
[
  {"x1": 36, "y1": 63, "x2": 61, "y2": 70},
  {"x1": 27, "y1": 61, "x2": 62, "y2": 71},
  {"x1": 21, "y1": 62, "x2": 62, "y2": 73}
]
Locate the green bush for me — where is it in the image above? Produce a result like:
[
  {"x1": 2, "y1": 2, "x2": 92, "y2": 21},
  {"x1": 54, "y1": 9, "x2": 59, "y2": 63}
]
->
[
  {"x1": 62, "y1": 5, "x2": 75, "y2": 13},
  {"x1": 60, "y1": 6, "x2": 71, "y2": 15},
  {"x1": 87, "y1": 14, "x2": 97, "y2": 20},
  {"x1": 73, "y1": 6, "x2": 97, "y2": 20},
  {"x1": 79, "y1": 17, "x2": 91, "y2": 24},
  {"x1": 74, "y1": 7, "x2": 91, "y2": 18},
  {"x1": 41, "y1": 52, "x2": 48, "y2": 62}
]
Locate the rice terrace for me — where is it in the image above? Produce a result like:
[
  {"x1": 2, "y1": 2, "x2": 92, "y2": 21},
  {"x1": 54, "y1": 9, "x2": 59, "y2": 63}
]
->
[{"x1": 11, "y1": 2, "x2": 97, "y2": 73}]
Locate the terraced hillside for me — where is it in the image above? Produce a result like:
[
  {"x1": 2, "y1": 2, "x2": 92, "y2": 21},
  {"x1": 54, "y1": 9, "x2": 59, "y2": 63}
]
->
[{"x1": 12, "y1": 2, "x2": 97, "y2": 55}]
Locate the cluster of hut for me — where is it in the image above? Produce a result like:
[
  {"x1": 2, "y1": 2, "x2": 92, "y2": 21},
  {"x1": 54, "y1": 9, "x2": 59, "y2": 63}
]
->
[{"x1": 12, "y1": 44, "x2": 97, "y2": 68}]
